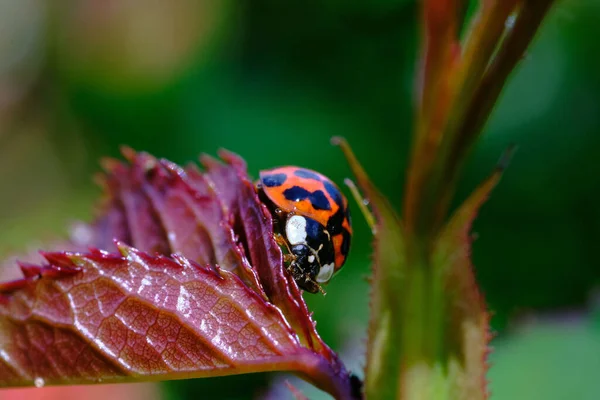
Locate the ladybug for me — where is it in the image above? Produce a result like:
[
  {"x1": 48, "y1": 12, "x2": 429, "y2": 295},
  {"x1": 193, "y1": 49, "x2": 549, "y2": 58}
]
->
[{"x1": 256, "y1": 166, "x2": 352, "y2": 294}]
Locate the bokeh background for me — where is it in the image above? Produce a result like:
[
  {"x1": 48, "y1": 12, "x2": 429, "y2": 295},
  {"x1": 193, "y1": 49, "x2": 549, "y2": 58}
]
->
[{"x1": 0, "y1": 0, "x2": 599, "y2": 399}]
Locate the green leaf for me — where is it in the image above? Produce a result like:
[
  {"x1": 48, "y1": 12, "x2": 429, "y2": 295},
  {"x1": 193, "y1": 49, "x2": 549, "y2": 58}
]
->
[
  {"x1": 335, "y1": 137, "x2": 508, "y2": 399},
  {"x1": 333, "y1": 137, "x2": 406, "y2": 400},
  {"x1": 427, "y1": 166, "x2": 505, "y2": 399},
  {"x1": 381, "y1": 165, "x2": 503, "y2": 400}
]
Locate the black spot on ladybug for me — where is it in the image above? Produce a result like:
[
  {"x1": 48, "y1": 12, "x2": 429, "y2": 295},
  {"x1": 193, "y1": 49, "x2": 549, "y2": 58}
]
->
[
  {"x1": 347, "y1": 209, "x2": 352, "y2": 228},
  {"x1": 326, "y1": 206, "x2": 345, "y2": 235},
  {"x1": 304, "y1": 217, "x2": 322, "y2": 240},
  {"x1": 283, "y1": 186, "x2": 332, "y2": 211},
  {"x1": 341, "y1": 229, "x2": 351, "y2": 256},
  {"x1": 262, "y1": 173, "x2": 287, "y2": 187},
  {"x1": 294, "y1": 168, "x2": 322, "y2": 181},
  {"x1": 324, "y1": 180, "x2": 343, "y2": 208},
  {"x1": 308, "y1": 190, "x2": 331, "y2": 211}
]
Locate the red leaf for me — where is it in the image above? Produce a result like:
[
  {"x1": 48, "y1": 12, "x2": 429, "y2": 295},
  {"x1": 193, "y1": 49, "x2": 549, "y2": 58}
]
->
[
  {"x1": 94, "y1": 148, "x2": 241, "y2": 271},
  {"x1": 202, "y1": 151, "x2": 336, "y2": 358},
  {"x1": 0, "y1": 245, "x2": 304, "y2": 386},
  {"x1": 0, "y1": 149, "x2": 359, "y2": 399}
]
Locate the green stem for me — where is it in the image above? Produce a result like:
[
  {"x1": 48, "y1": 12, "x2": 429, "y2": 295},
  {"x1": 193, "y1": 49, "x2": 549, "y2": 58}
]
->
[
  {"x1": 402, "y1": 241, "x2": 445, "y2": 362},
  {"x1": 404, "y1": 0, "x2": 461, "y2": 242},
  {"x1": 435, "y1": 0, "x2": 556, "y2": 227},
  {"x1": 404, "y1": 1, "x2": 520, "y2": 244}
]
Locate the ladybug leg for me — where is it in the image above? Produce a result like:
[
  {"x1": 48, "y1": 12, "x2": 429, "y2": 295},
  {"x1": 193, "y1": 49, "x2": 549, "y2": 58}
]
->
[
  {"x1": 303, "y1": 275, "x2": 326, "y2": 296},
  {"x1": 273, "y1": 233, "x2": 299, "y2": 274},
  {"x1": 283, "y1": 254, "x2": 297, "y2": 275},
  {"x1": 274, "y1": 233, "x2": 294, "y2": 256}
]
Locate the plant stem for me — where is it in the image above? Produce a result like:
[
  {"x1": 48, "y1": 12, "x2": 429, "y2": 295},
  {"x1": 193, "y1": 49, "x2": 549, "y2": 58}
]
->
[
  {"x1": 404, "y1": 0, "x2": 555, "y2": 245},
  {"x1": 405, "y1": 0, "x2": 461, "y2": 242},
  {"x1": 435, "y1": 0, "x2": 556, "y2": 228}
]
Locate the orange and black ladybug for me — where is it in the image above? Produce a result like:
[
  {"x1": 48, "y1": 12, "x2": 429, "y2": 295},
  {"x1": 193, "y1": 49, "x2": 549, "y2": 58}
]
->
[{"x1": 256, "y1": 166, "x2": 352, "y2": 294}]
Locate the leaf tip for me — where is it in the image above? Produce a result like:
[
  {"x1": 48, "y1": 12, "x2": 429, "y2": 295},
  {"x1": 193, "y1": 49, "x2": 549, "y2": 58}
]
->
[
  {"x1": 99, "y1": 157, "x2": 122, "y2": 173},
  {"x1": 199, "y1": 153, "x2": 221, "y2": 171},
  {"x1": 119, "y1": 145, "x2": 138, "y2": 162},
  {"x1": 330, "y1": 136, "x2": 370, "y2": 188},
  {"x1": 159, "y1": 158, "x2": 187, "y2": 178},
  {"x1": 18, "y1": 262, "x2": 43, "y2": 278},
  {"x1": 496, "y1": 144, "x2": 518, "y2": 172},
  {"x1": 115, "y1": 240, "x2": 136, "y2": 259},
  {"x1": 217, "y1": 149, "x2": 246, "y2": 170},
  {"x1": 330, "y1": 136, "x2": 346, "y2": 147},
  {"x1": 41, "y1": 251, "x2": 77, "y2": 269}
]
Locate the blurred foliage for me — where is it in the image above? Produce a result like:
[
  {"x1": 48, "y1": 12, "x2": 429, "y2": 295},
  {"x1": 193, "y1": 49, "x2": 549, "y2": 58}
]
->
[
  {"x1": 0, "y1": 0, "x2": 598, "y2": 398},
  {"x1": 488, "y1": 308, "x2": 600, "y2": 400}
]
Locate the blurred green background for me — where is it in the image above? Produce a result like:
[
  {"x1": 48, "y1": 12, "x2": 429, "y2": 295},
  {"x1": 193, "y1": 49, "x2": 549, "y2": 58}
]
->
[{"x1": 0, "y1": 0, "x2": 598, "y2": 399}]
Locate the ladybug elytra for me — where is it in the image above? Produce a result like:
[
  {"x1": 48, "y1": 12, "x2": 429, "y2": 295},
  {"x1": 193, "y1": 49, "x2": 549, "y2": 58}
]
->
[{"x1": 256, "y1": 166, "x2": 352, "y2": 294}]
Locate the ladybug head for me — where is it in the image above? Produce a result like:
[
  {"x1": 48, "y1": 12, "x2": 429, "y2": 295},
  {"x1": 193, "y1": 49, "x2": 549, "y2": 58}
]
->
[{"x1": 285, "y1": 215, "x2": 336, "y2": 293}]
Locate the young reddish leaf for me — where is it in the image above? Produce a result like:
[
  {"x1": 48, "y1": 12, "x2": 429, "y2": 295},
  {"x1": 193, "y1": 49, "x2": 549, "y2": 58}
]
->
[
  {"x1": 0, "y1": 149, "x2": 359, "y2": 399},
  {"x1": 94, "y1": 148, "x2": 242, "y2": 272},
  {"x1": 0, "y1": 244, "x2": 304, "y2": 387},
  {"x1": 201, "y1": 151, "x2": 338, "y2": 359},
  {"x1": 92, "y1": 149, "x2": 265, "y2": 296}
]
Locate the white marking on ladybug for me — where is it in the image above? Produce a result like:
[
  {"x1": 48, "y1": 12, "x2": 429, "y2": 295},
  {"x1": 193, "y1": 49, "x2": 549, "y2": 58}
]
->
[
  {"x1": 316, "y1": 262, "x2": 334, "y2": 283},
  {"x1": 308, "y1": 255, "x2": 315, "y2": 263},
  {"x1": 286, "y1": 215, "x2": 307, "y2": 245}
]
